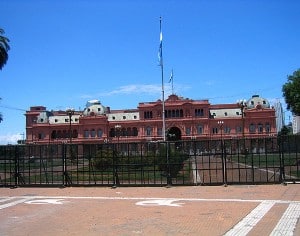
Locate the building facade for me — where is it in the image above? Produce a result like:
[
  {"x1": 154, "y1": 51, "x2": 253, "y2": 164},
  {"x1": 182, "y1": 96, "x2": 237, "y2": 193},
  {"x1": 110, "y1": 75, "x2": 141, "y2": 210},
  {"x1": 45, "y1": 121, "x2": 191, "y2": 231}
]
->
[
  {"x1": 25, "y1": 94, "x2": 277, "y2": 144},
  {"x1": 292, "y1": 115, "x2": 300, "y2": 134}
]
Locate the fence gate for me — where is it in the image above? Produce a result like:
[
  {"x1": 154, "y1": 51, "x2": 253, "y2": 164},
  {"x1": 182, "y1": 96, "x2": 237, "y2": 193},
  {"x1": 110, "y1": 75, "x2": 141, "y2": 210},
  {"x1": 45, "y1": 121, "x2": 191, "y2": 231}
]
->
[{"x1": 0, "y1": 136, "x2": 299, "y2": 187}]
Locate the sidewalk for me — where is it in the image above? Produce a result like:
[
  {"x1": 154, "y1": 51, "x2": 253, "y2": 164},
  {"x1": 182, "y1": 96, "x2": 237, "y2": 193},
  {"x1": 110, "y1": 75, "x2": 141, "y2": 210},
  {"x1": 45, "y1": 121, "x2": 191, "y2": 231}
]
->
[{"x1": 1, "y1": 184, "x2": 300, "y2": 235}]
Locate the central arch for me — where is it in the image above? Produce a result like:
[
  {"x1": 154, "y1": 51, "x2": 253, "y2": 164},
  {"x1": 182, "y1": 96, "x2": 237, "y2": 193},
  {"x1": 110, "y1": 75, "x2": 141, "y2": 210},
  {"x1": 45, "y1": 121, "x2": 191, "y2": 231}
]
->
[{"x1": 167, "y1": 127, "x2": 181, "y2": 141}]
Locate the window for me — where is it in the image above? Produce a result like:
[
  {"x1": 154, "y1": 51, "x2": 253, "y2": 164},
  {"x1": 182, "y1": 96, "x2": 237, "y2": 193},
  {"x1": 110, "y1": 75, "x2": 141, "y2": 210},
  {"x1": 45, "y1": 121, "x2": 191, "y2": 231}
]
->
[
  {"x1": 212, "y1": 127, "x2": 218, "y2": 134},
  {"x1": 186, "y1": 127, "x2": 191, "y2": 135},
  {"x1": 90, "y1": 129, "x2": 96, "y2": 137},
  {"x1": 84, "y1": 130, "x2": 89, "y2": 138},
  {"x1": 197, "y1": 125, "x2": 203, "y2": 134},
  {"x1": 157, "y1": 128, "x2": 162, "y2": 136},
  {"x1": 126, "y1": 127, "x2": 132, "y2": 136},
  {"x1": 265, "y1": 123, "x2": 271, "y2": 133},
  {"x1": 97, "y1": 129, "x2": 103, "y2": 137},
  {"x1": 224, "y1": 112, "x2": 228, "y2": 116},
  {"x1": 112, "y1": 116, "x2": 115, "y2": 120},
  {"x1": 38, "y1": 133, "x2": 44, "y2": 140},
  {"x1": 51, "y1": 130, "x2": 57, "y2": 139},
  {"x1": 65, "y1": 119, "x2": 68, "y2": 122},
  {"x1": 133, "y1": 127, "x2": 138, "y2": 136},
  {"x1": 144, "y1": 111, "x2": 153, "y2": 119},
  {"x1": 165, "y1": 109, "x2": 183, "y2": 118},
  {"x1": 236, "y1": 126, "x2": 242, "y2": 133},
  {"x1": 55, "y1": 119, "x2": 58, "y2": 122},
  {"x1": 258, "y1": 124, "x2": 263, "y2": 133},
  {"x1": 224, "y1": 126, "x2": 231, "y2": 134},
  {"x1": 146, "y1": 126, "x2": 152, "y2": 136},
  {"x1": 123, "y1": 116, "x2": 126, "y2": 120},
  {"x1": 249, "y1": 124, "x2": 256, "y2": 133},
  {"x1": 134, "y1": 115, "x2": 137, "y2": 119},
  {"x1": 195, "y1": 109, "x2": 204, "y2": 117}
]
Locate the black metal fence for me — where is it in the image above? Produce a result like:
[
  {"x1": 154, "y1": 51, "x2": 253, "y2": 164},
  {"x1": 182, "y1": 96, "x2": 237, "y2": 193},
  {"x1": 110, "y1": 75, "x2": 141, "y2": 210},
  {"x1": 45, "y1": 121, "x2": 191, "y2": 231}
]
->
[{"x1": 0, "y1": 136, "x2": 299, "y2": 187}]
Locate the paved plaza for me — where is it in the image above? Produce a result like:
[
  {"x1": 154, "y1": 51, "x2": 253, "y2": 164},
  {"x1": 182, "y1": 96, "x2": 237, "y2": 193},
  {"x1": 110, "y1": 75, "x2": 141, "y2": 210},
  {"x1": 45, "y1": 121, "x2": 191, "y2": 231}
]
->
[{"x1": 1, "y1": 184, "x2": 300, "y2": 235}]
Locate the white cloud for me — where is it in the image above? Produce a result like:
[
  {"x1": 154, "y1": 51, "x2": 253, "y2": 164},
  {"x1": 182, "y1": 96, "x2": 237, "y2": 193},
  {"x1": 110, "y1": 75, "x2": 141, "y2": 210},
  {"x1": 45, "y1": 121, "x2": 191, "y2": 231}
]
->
[
  {"x1": 79, "y1": 83, "x2": 192, "y2": 101},
  {"x1": 100, "y1": 84, "x2": 162, "y2": 96},
  {"x1": 0, "y1": 133, "x2": 21, "y2": 145},
  {"x1": 80, "y1": 84, "x2": 164, "y2": 99}
]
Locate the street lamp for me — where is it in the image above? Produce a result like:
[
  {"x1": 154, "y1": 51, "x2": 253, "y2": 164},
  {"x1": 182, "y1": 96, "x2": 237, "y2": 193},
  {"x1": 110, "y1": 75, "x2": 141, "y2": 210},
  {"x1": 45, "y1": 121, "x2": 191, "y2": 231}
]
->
[
  {"x1": 217, "y1": 121, "x2": 224, "y2": 139},
  {"x1": 217, "y1": 120, "x2": 227, "y2": 186},
  {"x1": 237, "y1": 100, "x2": 247, "y2": 138},
  {"x1": 238, "y1": 100, "x2": 247, "y2": 155},
  {"x1": 66, "y1": 108, "x2": 75, "y2": 143},
  {"x1": 115, "y1": 124, "x2": 122, "y2": 143},
  {"x1": 112, "y1": 124, "x2": 121, "y2": 188}
]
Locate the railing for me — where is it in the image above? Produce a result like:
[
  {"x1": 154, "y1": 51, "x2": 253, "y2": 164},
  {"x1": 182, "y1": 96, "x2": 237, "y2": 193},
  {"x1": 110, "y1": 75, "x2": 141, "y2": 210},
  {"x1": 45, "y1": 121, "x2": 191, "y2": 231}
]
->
[{"x1": 0, "y1": 136, "x2": 299, "y2": 187}]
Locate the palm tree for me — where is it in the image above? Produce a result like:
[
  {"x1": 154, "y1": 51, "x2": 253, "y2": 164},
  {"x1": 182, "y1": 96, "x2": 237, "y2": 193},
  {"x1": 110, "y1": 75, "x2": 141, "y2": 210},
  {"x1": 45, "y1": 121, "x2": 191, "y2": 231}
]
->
[
  {"x1": 0, "y1": 28, "x2": 10, "y2": 70},
  {"x1": 1, "y1": 28, "x2": 10, "y2": 122}
]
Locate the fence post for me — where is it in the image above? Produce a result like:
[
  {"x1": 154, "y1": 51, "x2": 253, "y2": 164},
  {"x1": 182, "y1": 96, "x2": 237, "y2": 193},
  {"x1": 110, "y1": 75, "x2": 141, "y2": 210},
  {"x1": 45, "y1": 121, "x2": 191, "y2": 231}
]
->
[
  {"x1": 166, "y1": 141, "x2": 172, "y2": 187},
  {"x1": 278, "y1": 135, "x2": 286, "y2": 185},
  {"x1": 112, "y1": 143, "x2": 120, "y2": 188},
  {"x1": 221, "y1": 139, "x2": 227, "y2": 187},
  {"x1": 14, "y1": 146, "x2": 19, "y2": 187},
  {"x1": 62, "y1": 143, "x2": 66, "y2": 186}
]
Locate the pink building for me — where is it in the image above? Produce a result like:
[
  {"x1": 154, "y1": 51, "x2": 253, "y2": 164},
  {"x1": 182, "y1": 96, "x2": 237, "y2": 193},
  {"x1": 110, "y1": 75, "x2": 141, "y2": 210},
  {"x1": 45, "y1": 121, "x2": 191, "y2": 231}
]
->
[{"x1": 25, "y1": 94, "x2": 277, "y2": 144}]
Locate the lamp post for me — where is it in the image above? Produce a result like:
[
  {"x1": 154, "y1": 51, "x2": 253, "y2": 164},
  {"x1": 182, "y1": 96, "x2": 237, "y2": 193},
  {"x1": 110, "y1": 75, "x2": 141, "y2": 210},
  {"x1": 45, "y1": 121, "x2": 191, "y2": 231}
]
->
[
  {"x1": 66, "y1": 108, "x2": 75, "y2": 144},
  {"x1": 238, "y1": 100, "x2": 247, "y2": 155},
  {"x1": 112, "y1": 124, "x2": 121, "y2": 188},
  {"x1": 63, "y1": 108, "x2": 74, "y2": 187},
  {"x1": 238, "y1": 100, "x2": 247, "y2": 139},
  {"x1": 218, "y1": 120, "x2": 227, "y2": 186}
]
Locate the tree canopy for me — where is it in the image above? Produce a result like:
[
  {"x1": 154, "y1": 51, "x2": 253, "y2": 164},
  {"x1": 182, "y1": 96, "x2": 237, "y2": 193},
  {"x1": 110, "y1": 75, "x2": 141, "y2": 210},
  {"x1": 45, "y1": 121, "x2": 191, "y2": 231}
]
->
[
  {"x1": 282, "y1": 69, "x2": 300, "y2": 116},
  {"x1": 0, "y1": 28, "x2": 10, "y2": 70}
]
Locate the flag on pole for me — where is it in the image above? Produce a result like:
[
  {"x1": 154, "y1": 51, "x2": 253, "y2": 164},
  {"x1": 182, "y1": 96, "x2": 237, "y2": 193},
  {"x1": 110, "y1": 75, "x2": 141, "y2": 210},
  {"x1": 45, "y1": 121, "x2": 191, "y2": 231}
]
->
[
  {"x1": 169, "y1": 69, "x2": 173, "y2": 83},
  {"x1": 158, "y1": 21, "x2": 163, "y2": 66}
]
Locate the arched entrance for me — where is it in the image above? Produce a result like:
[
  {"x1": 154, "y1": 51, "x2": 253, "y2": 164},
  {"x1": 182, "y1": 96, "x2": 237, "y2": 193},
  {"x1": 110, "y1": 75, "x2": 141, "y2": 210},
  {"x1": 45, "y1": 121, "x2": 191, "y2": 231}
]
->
[{"x1": 167, "y1": 127, "x2": 181, "y2": 141}]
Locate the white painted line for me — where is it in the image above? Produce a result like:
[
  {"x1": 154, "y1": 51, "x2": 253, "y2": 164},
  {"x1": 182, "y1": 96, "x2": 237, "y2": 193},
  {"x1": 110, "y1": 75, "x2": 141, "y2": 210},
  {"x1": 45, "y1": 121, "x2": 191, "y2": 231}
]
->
[
  {"x1": 270, "y1": 203, "x2": 300, "y2": 236},
  {"x1": 25, "y1": 199, "x2": 65, "y2": 205},
  {"x1": 0, "y1": 197, "x2": 34, "y2": 210},
  {"x1": 0, "y1": 197, "x2": 16, "y2": 203},
  {"x1": 224, "y1": 200, "x2": 275, "y2": 236},
  {"x1": 1, "y1": 196, "x2": 299, "y2": 204},
  {"x1": 136, "y1": 199, "x2": 184, "y2": 207}
]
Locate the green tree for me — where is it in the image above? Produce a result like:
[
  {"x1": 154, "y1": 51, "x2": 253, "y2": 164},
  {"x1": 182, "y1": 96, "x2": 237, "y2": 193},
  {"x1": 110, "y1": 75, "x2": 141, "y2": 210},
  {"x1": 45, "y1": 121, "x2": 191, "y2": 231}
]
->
[
  {"x1": 0, "y1": 28, "x2": 10, "y2": 70},
  {"x1": 0, "y1": 28, "x2": 10, "y2": 122},
  {"x1": 278, "y1": 125, "x2": 292, "y2": 136},
  {"x1": 282, "y1": 69, "x2": 300, "y2": 115}
]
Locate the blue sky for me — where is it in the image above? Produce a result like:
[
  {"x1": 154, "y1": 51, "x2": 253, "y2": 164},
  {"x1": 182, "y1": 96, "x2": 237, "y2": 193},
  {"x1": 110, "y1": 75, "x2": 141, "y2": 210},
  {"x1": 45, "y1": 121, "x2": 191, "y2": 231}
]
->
[{"x1": 0, "y1": 0, "x2": 300, "y2": 144}]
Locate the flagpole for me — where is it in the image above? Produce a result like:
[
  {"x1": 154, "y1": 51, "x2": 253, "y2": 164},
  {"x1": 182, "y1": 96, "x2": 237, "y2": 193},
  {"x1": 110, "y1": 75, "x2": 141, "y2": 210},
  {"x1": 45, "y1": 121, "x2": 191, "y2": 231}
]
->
[
  {"x1": 159, "y1": 17, "x2": 166, "y2": 141},
  {"x1": 171, "y1": 69, "x2": 174, "y2": 94}
]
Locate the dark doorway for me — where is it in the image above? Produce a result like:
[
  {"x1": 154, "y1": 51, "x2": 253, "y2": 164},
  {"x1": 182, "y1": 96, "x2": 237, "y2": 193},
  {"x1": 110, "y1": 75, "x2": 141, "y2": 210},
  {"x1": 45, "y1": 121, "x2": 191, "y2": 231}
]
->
[{"x1": 167, "y1": 127, "x2": 181, "y2": 141}]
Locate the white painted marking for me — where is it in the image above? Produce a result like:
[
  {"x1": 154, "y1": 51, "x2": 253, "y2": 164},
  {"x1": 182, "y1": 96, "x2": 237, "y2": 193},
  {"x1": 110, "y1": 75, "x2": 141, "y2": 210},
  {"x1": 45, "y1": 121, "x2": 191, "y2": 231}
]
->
[
  {"x1": 0, "y1": 198, "x2": 34, "y2": 210},
  {"x1": 224, "y1": 200, "x2": 275, "y2": 236},
  {"x1": 25, "y1": 199, "x2": 65, "y2": 205},
  {"x1": 136, "y1": 199, "x2": 184, "y2": 207},
  {"x1": 0, "y1": 197, "x2": 16, "y2": 203},
  {"x1": 270, "y1": 203, "x2": 300, "y2": 236},
  {"x1": 1, "y1": 196, "x2": 299, "y2": 204}
]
